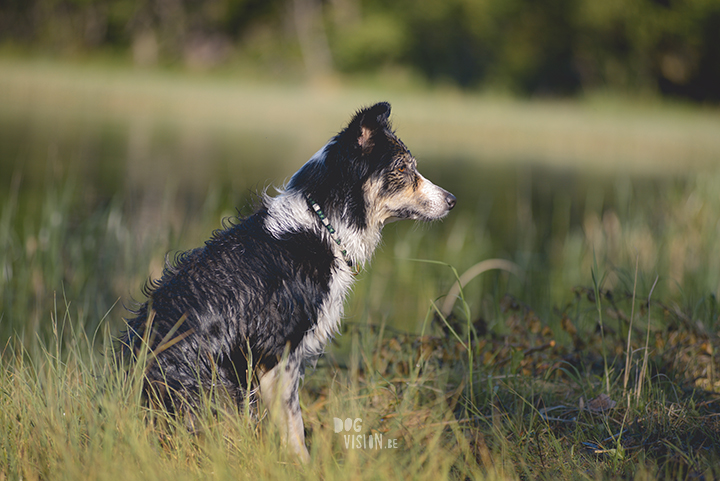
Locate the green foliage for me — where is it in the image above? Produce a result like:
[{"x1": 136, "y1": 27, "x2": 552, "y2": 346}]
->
[
  {"x1": 329, "y1": 12, "x2": 408, "y2": 72},
  {"x1": 1, "y1": 0, "x2": 720, "y2": 99}
]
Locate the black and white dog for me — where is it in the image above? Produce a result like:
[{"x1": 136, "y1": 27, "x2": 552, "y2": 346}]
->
[{"x1": 122, "y1": 102, "x2": 455, "y2": 461}]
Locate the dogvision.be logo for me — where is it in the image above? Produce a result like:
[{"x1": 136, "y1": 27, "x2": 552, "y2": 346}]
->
[{"x1": 333, "y1": 417, "x2": 399, "y2": 450}]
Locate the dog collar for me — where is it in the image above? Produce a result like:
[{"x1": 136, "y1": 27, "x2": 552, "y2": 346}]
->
[{"x1": 306, "y1": 195, "x2": 354, "y2": 269}]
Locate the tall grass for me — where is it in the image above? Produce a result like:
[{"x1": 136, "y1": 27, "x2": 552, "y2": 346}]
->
[
  {"x1": 1, "y1": 298, "x2": 494, "y2": 480},
  {"x1": 2, "y1": 168, "x2": 720, "y2": 479}
]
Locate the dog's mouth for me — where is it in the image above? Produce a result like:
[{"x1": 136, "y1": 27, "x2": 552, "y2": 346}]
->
[{"x1": 382, "y1": 191, "x2": 456, "y2": 224}]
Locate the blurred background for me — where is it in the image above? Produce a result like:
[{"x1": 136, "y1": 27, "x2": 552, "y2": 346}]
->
[
  {"x1": 1, "y1": 0, "x2": 720, "y2": 344},
  {"x1": 2, "y1": 0, "x2": 720, "y2": 98}
]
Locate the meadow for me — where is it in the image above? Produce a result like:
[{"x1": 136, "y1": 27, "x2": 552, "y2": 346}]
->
[{"x1": 1, "y1": 58, "x2": 720, "y2": 480}]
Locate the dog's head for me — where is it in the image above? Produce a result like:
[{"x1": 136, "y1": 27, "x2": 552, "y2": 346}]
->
[
  {"x1": 348, "y1": 102, "x2": 456, "y2": 227},
  {"x1": 288, "y1": 102, "x2": 455, "y2": 231}
]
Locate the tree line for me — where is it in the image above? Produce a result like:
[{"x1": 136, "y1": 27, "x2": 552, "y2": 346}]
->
[{"x1": 1, "y1": 0, "x2": 719, "y2": 101}]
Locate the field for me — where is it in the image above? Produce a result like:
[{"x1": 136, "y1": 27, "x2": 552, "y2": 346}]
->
[{"x1": 2, "y1": 58, "x2": 720, "y2": 480}]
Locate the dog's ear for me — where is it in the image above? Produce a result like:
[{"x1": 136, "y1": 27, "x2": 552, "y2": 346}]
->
[{"x1": 352, "y1": 102, "x2": 391, "y2": 152}]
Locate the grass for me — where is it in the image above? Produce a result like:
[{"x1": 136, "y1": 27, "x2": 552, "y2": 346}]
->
[
  {"x1": 2, "y1": 244, "x2": 720, "y2": 479},
  {"x1": 2, "y1": 58, "x2": 720, "y2": 479}
]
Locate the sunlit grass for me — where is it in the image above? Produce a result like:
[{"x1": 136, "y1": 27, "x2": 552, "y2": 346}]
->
[
  {"x1": 3, "y1": 260, "x2": 719, "y2": 479},
  {"x1": 0, "y1": 298, "x2": 484, "y2": 480}
]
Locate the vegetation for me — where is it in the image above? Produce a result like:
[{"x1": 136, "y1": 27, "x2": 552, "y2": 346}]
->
[
  {"x1": 2, "y1": 60, "x2": 720, "y2": 479},
  {"x1": 2, "y1": 174, "x2": 720, "y2": 479},
  {"x1": 1, "y1": 0, "x2": 720, "y2": 100}
]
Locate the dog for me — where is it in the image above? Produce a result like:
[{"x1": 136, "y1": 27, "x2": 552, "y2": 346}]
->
[{"x1": 121, "y1": 102, "x2": 456, "y2": 461}]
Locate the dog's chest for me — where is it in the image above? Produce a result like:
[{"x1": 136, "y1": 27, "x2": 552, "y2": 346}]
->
[{"x1": 299, "y1": 265, "x2": 356, "y2": 359}]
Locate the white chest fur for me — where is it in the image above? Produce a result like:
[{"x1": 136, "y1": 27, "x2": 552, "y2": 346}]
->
[{"x1": 298, "y1": 263, "x2": 356, "y2": 360}]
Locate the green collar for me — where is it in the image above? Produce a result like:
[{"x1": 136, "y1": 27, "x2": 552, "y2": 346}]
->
[{"x1": 306, "y1": 195, "x2": 353, "y2": 268}]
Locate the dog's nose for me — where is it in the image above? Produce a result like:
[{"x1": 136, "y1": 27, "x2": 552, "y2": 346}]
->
[{"x1": 445, "y1": 193, "x2": 456, "y2": 210}]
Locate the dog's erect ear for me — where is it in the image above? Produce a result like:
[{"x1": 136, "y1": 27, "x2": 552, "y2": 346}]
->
[{"x1": 352, "y1": 102, "x2": 391, "y2": 152}]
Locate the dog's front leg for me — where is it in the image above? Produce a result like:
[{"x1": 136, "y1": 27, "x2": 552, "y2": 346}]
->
[{"x1": 259, "y1": 353, "x2": 310, "y2": 463}]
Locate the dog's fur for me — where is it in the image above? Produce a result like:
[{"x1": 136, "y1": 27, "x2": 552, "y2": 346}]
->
[{"x1": 121, "y1": 102, "x2": 456, "y2": 461}]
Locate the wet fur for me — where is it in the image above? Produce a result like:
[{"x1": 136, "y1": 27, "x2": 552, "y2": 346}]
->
[{"x1": 121, "y1": 102, "x2": 456, "y2": 461}]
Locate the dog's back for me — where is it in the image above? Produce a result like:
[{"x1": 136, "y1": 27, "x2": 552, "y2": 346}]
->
[{"x1": 124, "y1": 210, "x2": 334, "y2": 404}]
